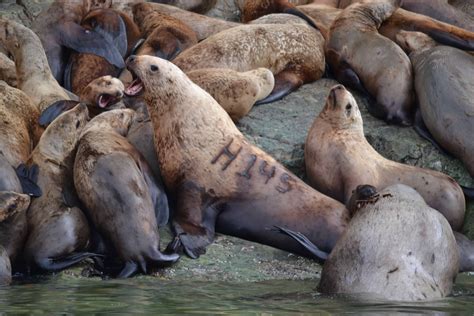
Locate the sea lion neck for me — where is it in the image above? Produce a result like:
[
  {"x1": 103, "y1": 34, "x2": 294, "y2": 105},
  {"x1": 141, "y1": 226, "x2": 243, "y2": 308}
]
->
[{"x1": 334, "y1": 1, "x2": 399, "y2": 30}]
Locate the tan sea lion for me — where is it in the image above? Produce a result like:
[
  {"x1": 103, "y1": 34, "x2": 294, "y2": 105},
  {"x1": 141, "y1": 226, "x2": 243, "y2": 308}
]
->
[
  {"x1": 125, "y1": 55, "x2": 349, "y2": 259},
  {"x1": 74, "y1": 109, "x2": 179, "y2": 278},
  {"x1": 394, "y1": 31, "x2": 474, "y2": 178},
  {"x1": 186, "y1": 68, "x2": 274, "y2": 121},
  {"x1": 172, "y1": 23, "x2": 325, "y2": 104},
  {"x1": 23, "y1": 104, "x2": 96, "y2": 272},
  {"x1": 0, "y1": 53, "x2": 17, "y2": 88},
  {"x1": 305, "y1": 85, "x2": 465, "y2": 230}
]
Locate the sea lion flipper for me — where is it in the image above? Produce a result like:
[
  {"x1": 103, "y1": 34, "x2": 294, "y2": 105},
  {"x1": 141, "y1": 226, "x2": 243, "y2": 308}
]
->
[
  {"x1": 39, "y1": 100, "x2": 79, "y2": 127},
  {"x1": 117, "y1": 261, "x2": 138, "y2": 278},
  {"x1": 15, "y1": 164, "x2": 42, "y2": 197},
  {"x1": 413, "y1": 109, "x2": 450, "y2": 155},
  {"x1": 58, "y1": 21, "x2": 125, "y2": 68},
  {"x1": 254, "y1": 69, "x2": 303, "y2": 105},
  {"x1": 92, "y1": 14, "x2": 128, "y2": 57},
  {"x1": 36, "y1": 252, "x2": 102, "y2": 271},
  {"x1": 273, "y1": 226, "x2": 328, "y2": 263}
]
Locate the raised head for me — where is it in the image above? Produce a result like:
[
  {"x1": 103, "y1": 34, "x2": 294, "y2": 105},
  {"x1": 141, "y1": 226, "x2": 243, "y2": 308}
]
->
[
  {"x1": 82, "y1": 108, "x2": 135, "y2": 137},
  {"x1": 80, "y1": 75, "x2": 125, "y2": 109},
  {"x1": 319, "y1": 85, "x2": 363, "y2": 132}
]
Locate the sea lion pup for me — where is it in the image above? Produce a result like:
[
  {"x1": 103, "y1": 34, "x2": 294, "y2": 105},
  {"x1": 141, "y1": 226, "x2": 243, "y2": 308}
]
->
[
  {"x1": 136, "y1": 3, "x2": 240, "y2": 41},
  {"x1": 186, "y1": 68, "x2": 274, "y2": 121},
  {"x1": 132, "y1": 3, "x2": 198, "y2": 60},
  {"x1": 280, "y1": 184, "x2": 460, "y2": 301},
  {"x1": 39, "y1": 75, "x2": 125, "y2": 127},
  {"x1": 305, "y1": 85, "x2": 465, "y2": 230},
  {"x1": 23, "y1": 104, "x2": 97, "y2": 272},
  {"x1": 0, "y1": 53, "x2": 17, "y2": 88},
  {"x1": 172, "y1": 23, "x2": 325, "y2": 104},
  {"x1": 125, "y1": 55, "x2": 349, "y2": 259},
  {"x1": 394, "y1": 31, "x2": 474, "y2": 178},
  {"x1": 74, "y1": 109, "x2": 179, "y2": 278},
  {"x1": 0, "y1": 18, "x2": 70, "y2": 112},
  {"x1": 150, "y1": 0, "x2": 218, "y2": 14},
  {"x1": 326, "y1": 0, "x2": 415, "y2": 125}
]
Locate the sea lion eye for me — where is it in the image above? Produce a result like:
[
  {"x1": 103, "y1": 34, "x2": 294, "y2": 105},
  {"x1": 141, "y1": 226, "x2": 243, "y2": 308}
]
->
[
  {"x1": 150, "y1": 65, "x2": 159, "y2": 72},
  {"x1": 76, "y1": 120, "x2": 81, "y2": 128},
  {"x1": 345, "y1": 104, "x2": 352, "y2": 110}
]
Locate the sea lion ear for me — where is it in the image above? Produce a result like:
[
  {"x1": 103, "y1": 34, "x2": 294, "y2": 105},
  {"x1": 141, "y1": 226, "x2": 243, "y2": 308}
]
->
[
  {"x1": 39, "y1": 100, "x2": 79, "y2": 127},
  {"x1": 57, "y1": 21, "x2": 125, "y2": 69}
]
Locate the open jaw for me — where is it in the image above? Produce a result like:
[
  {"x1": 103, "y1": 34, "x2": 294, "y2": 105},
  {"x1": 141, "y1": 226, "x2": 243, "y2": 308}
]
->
[
  {"x1": 97, "y1": 93, "x2": 121, "y2": 108},
  {"x1": 124, "y1": 69, "x2": 144, "y2": 97}
]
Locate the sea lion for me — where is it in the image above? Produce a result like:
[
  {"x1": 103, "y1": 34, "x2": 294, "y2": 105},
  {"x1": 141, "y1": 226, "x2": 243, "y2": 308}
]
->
[
  {"x1": 172, "y1": 23, "x2": 325, "y2": 104},
  {"x1": 150, "y1": 0, "x2": 218, "y2": 14},
  {"x1": 186, "y1": 68, "x2": 274, "y2": 121},
  {"x1": 23, "y1": 104, "x2": 96, "y2": 272},
  {"x1": 125, "y1": 55, "x2": 349, "y2": 259},
  {"x1": 305, "y1": 85, "x2": 465, "y2": 230},
  {"x1": 74, "y1": 109, "x2": 179, "y2": 278},
  {"x1": 39, "y1": 75, "x2": 125, "y2": 127},
  {"x1": 0, "y1": 53, "x2": 17, "y2": 88},
  {"x1": 281, "y1": 184, "x2": 460, "y2": 301},
  {"x1": 326, "y1": 0, "x2": 414, "y2": 125},
  {"x1": 394, "y1": 31, "x2": 474, "y2": 178},
  {"x1": 0, "y1": 246, "x2": 11, "y2": 286},
  {"x1": 0, "y1": 18, "x2": 70, "y2": 112},
  {"x1": 133, "y1": 3, "x2": 198, "y2": 60}
]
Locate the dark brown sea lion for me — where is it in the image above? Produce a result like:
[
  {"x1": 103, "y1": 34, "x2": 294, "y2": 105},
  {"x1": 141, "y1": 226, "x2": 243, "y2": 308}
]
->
[
  {"x1": 125, "y1": 55, "x2": 349, "y2": 259},
  {"x1": 186, "y1": 68, "x2": 274, "y2": 121},
  {"x1": 74, "y1": 109, "x2": 178, "y2": 278},
  {"x1": 394, "y1": 31, "x2": 474, "y2": 178},
  {"x1": 172, "y1": 23, "x2": 325, "y2": 104},
  {"x1": 132, "y1": 3, "x2": 198, "y2": 60},
  {"x1": 326, "y1": 0, "x2": 415, "y2": 125},
  {"x1": 305, "y1": 85, "x2": 465, "y2": 230},
  {"x1": 23, "y1": 104, "x2": 96, "y2": 272}
]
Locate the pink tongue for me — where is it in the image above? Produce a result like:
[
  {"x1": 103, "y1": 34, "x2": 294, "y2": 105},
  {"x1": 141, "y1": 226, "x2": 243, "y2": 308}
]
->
[
  {"x1": 125, "y1": 79, "x2": 144, "y2": 96},
  {"x1": 98, "y1": 95, "x2": 110, "y2": 108}
]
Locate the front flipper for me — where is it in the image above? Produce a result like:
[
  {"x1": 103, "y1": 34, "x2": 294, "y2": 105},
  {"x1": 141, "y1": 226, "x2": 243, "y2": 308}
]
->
[
  {"x1": 273, "y1": 226, "x2": 328, "y2": 263},
  {"x1": 171, "y1": 181, "x2": 220, "y2": 259},
  {"x1": 413, "y1": 109, "x2": 451, "y2": 155},
  {"x1": 39, "y1": 100, "x2": 79, "y2": 127},
  {"x1": 255, "y1": 69, "x2": 304, "y2": 105},
  {"x1": 117, "y1": 261, "x2": 138, "y2": 278},
  {"x1": 36, "y1": 252, "x2": 102, "y2": 271},
  {"x1": 15, "y1": 164, "x2": 42, "y2": 197},
  {"x1": 58, "y1": 21, "x2": 125, "y2": 68},
  {"x1": 92, "y1": 14, "x2": 128, "y2": 58}
]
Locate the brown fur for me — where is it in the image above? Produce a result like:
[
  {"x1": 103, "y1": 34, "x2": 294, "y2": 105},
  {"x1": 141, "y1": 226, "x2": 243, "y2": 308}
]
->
[
  {"x1": 186, "y1": 68, "x2": 274, "y2": 121},
  {"x1": 0, "y1": 246, "x2": 11, "y2": 286},
  {"x1": 305, "y1": 85, "x2": 465, "y2": 230},
  {"x1": 150, "y1": 0, "x2": 218, "y2": 13},
  {"x1": 0, "y1": 53, "x2": 17, "y2": 88},
  {"x1": 126, "y1": 55, "x2": 349, "y2": 258}
]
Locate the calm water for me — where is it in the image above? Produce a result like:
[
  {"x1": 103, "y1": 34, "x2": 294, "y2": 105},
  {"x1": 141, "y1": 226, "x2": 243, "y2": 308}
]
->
[{"x1": 1, "y1": 274, "x2": 474, "y2": 314}]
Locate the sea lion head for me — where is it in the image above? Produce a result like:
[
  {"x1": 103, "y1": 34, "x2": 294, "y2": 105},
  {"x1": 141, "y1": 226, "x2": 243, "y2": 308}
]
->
[
  {"x1": 395, "y1": 31, "x2": 437, "y2": 55},
  {"x1": 346, "y1": 184, "x2": 378, "y2": 216},
  {"x1": 38, "y1": 103, "x2": 90, "y2": 161},
  {"x1": 0, "y1": 191, "x2": 30, "y2": 222},
  {"x1": 84, "y1": 0, "x2": 112, "y2": 13},
  {"x1": 320, "y1": 84, "x2": 363, "y2": 132},
  {"x1": 80, "y1": 75, "x2": 125, "y2": 109},
  {"x1": 82, "y1": 108, "x2": 135, "y2": 136}
]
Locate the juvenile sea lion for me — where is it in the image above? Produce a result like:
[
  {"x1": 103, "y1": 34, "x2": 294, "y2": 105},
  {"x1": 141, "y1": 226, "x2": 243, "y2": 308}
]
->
[
  {"x1": 125, "y1": 55, "x2": 349, "y2": 259},
  {"x1": 172, "y1": 23, "x2": 325, "y2": 104},
  {"x1": 39, "y1": 75, "x2": 125, "y2": 127},
  {"x1": 281, "y1": 184, "x2": 459, "y2": 301},
  {"x1": 186, "y1": 68, "x2": 274, "y2": 121},
  {"x1": 133, "y1": 3, "x2": 198, "y2": 60},
  {"x1": 305, "y1": 85, "x2": 465, "y2": 230},
  {"x1": 0, "y1": 18, "x2": 70, "y2": 112},
  {"x1": 24, "y1": 104, "x2": 96, "y2": 272},
  {"x1": 74, "y1": 109, "x2": 178, "y2": 278},
  {"x1": 326, "y1": 0, "x2": 415, "y2": 125},
  {"x1": 394, "y1": 31, "x2": 474, "y2": 178}
]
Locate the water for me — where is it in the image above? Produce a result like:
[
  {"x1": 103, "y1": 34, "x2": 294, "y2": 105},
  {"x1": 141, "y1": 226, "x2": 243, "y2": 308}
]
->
[{"x1": 1, "y1": 274, "x2": 474, "y2": 314}]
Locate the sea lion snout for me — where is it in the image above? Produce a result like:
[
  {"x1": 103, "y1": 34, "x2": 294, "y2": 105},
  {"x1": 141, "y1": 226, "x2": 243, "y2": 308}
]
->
[{"x1": 126, "y1": 55, "x2": 137, "y2": 66}]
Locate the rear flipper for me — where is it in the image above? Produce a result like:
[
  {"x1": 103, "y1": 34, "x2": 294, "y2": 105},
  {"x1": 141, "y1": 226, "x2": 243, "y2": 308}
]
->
[
  {"x1": 15, "y1": 164, "x2": 42, "y2": 197},
  {"x1": 454, "y1": 232, "x2": 474, "y2": 272},
  {"x1": 39, "y1": 100, "x2": 79, "y2": 127},
  {"x1": 273, "y1": 226, "x2": 329, "y2": 263},
  {"x1": 35, "y1": 252, "x2": 103, "y2": 271},
  {"x1": 116, "y1": 251, "x2": 179, "y2": 278},
  {"x1": 254, "y1": 69, "x2": 304, "y2": 105},
  {"x1": 461, "y1": 186, "x2": 474, "y2": 201},
  {"x1": 171, "y1": 181, "x2": 220, "y2": 259},
  {"x1": 413, "y1": 109, "x2": 452, "y2": 156}
]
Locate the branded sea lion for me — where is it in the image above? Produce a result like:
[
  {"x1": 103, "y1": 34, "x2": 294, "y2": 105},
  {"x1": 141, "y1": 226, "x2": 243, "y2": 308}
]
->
[
  {"x1": 305, "y1": 85, "x2": 465, "y2": 230},
  {"x1": 172, "y1": 23, "x2": 325, "y2": 104},
  {"x1": 39, "y1": 75, "x2": 125, "y2": 127},
  {"x1": 74, "y1": 109, "x2": 178, "y2": 278},
  {"x1": 23, "y1": 104, "x2": 96, "y2": 272},
  {"x1": 186, "y1": 68, "x2": 274, "y2": 121},
  {"x1": 133, "y1": 3, "x2": 198, "y2": 60},
  {"x1": 394, "y1": 31, "x2": 474, "y2": 178},
  {"x1": 125, "y1": 55, "x2": 349, "y2": 259},
  {"x1": 0, "y1": 18, "x2": 70, "y2": 112}
]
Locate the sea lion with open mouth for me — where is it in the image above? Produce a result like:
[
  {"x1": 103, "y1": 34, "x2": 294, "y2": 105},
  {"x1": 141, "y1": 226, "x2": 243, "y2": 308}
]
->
[{"x1": 125, "y1": 55, "x2": 349, "y2": 259}]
